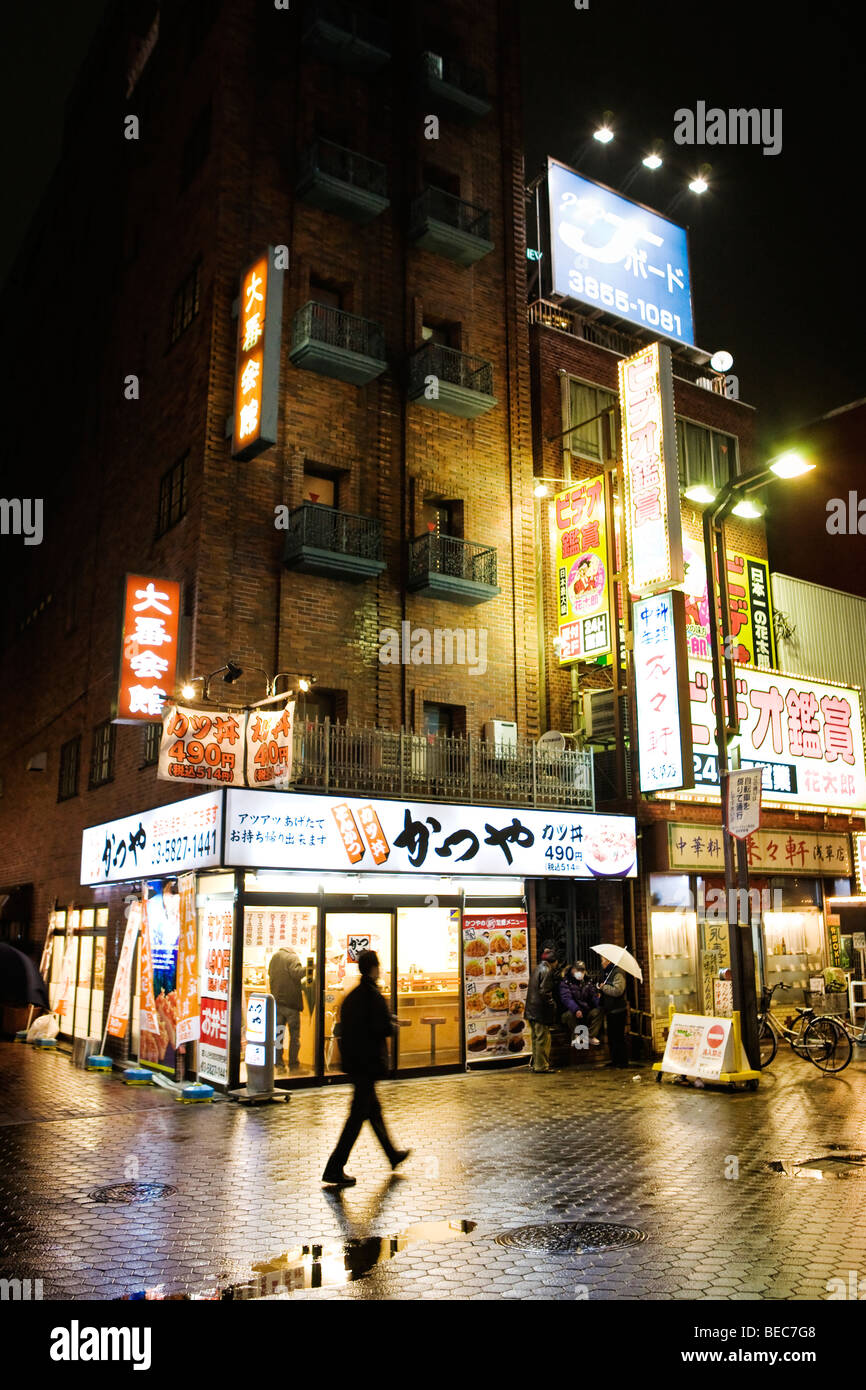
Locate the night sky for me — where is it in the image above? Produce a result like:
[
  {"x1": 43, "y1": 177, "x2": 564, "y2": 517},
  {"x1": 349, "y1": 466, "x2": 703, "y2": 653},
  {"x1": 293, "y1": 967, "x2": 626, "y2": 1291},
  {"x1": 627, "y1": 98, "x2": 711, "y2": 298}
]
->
[{"x1": 2, "y1": 0, "x2": 861, "y2": 451}]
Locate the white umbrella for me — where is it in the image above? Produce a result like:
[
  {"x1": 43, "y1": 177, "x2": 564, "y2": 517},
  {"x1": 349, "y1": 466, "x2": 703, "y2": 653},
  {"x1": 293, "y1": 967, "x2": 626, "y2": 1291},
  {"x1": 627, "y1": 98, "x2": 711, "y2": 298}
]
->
[{"x1": 590, "y1": 943, "x2": 643, "y2": 982}]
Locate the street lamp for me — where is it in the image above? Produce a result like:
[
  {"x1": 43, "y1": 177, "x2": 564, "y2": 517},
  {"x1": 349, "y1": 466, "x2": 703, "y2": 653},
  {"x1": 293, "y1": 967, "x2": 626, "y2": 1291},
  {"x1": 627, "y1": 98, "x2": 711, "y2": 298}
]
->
[{"x1": 702, "y1": 452, "x2": 815, "y2": 1069}]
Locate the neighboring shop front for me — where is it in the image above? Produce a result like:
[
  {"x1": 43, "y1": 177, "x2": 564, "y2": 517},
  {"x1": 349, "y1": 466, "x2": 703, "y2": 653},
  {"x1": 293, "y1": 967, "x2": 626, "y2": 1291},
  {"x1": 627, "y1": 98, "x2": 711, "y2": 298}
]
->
[
  {"x1": 78, "y1": 788, "x2": 638, "y2": 1089},
  {"x1": 643, "y1": 818, "x2": 856, "y2": 1050}
]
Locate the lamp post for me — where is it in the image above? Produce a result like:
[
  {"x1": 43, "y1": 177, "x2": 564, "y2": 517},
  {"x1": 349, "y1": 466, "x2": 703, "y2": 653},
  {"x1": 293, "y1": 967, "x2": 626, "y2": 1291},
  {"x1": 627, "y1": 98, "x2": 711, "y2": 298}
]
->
[{"x1": 701, "y1": 452, "x2": 814, "y2": 1069}]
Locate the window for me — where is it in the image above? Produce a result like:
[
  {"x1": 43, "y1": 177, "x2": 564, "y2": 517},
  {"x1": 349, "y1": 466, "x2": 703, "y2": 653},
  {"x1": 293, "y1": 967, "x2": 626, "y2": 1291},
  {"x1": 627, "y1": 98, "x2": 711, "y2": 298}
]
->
[
  {"x1": 89, "y1": 721, "x2": 116, "y2": 789},
  {"x1": 303, "y1": 468, "x2": 337, "y2": 508},
  {"x1": 422, "y1": 498, "x2": 463, "y2": 538},
  {"x1": 170, "y1": 260, "x2": 201, "y2": 344},
  {"x1": 157, "y1": 453, "x2": 189, "y2": 535},
  {"x1": 676, "y1": 418, "x2": 738, "y2": 490},
  {"x1": 421, "y1": 320, "x2": 459, "y2": 348},
  {"x1": 58, "y1": 737, "x2": 80, "y2": 801},
  {"x1": 181, "y1": 102, "x2": 211, "y2": 189},
  {"x1": 309, "y1": 276, "x2": 342, "y2": 310},
  {"x1": 567, "y1": 379, "x2": 617, "y2": 463},
  {"x1": 422, "y1": 162, "x2": 460, "y2": 197},
  {"x1": 298, "y1": 688, "x2": 347, "y2": 724},
  {"x1": 143, "y1": 723, "x2": 161, "y2": 766},
  {"x1": 423, "y1": 702, "x2": 465, "y2": 736}
]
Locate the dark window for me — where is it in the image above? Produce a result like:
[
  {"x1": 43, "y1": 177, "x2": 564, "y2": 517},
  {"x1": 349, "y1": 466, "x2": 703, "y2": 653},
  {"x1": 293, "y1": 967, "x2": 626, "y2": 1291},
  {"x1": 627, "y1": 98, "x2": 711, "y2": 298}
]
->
[
  {"x1": 170, "y1": 260, "x2": 201, "y2": 344},
  {"x1": 157, "y1": 453, "x2": 189, "y2": 536},
  {"x1": 421, "y1": 320, "x2": 459, "y2": 348},
  {"x1": 58, "y1": 737, "x2": 80, "y2": 801},
  {"x1": 181, "y1": 102, "x2": 212, "y2": 189},
  {"x1": 309, "y1": 276, "x2": 343, "y2": 310},
  {"x1": 422, "y1": 497, "x2": 463, "y2": 538},
  {"x1": 422, "y1": 162, "x2": 461, "y2": 197},
  {"x1": 298, "y1": 687, "x2": 347, "y2": 724},
  {"x1": 423, "y1": 702, "x2": 465, "y2": 736},
  {"x1": 89, "y1": 721, "x2": 116, "y2": 789},
  {"x1": 143, "y1": 723, "x2": 161, "y2": 767}
]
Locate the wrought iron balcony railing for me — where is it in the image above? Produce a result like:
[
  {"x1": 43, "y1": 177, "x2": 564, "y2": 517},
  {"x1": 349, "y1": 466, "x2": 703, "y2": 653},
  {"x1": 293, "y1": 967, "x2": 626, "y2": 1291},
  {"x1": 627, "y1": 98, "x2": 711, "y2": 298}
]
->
[
  {"x1": 410, "y1": 187, "x2": 490, "y2": 240},
  {"x1": 299, "y1": 137, "x2": 388, "y2": 198},
  {"x1": 293, "y1": 301, "x2": 386, "y2": 360},
  {"x1": 289, "y1": 720, "x2": 596, "y2": 811},
  {"x1": 284, "y1": 503, "x2": 384, "y2": 563},
  {"x1": 421, "y1": 51, "x2": 488, "y2": 103},
  {"x1": 408, "y1": 341, "x2": 494, "y2": 398},
  {"x1": 409, "y1": 532, "x2": 497, "y2": 588}
]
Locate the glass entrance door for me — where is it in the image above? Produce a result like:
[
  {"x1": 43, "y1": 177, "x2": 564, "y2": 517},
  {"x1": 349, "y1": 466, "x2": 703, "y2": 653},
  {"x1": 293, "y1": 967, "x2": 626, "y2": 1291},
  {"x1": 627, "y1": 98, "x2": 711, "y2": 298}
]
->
[
  {"x1": 324, "y1": 912, "x2": 393, "y2": 1074},
  {"x1": 395, "y1": 906, "x2": 461, "y2": 1069}
]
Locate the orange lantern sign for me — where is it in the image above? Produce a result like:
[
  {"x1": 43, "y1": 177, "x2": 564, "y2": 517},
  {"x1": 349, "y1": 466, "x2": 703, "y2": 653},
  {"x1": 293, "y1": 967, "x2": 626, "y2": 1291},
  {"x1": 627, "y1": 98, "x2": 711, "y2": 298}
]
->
[{"x1": 232, "y1": 248, "x2": 284, "y2": 460}]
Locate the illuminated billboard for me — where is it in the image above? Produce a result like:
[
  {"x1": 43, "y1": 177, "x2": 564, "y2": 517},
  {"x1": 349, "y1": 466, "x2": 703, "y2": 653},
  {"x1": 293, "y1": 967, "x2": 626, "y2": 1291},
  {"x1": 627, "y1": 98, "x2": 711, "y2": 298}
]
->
[
  {"x1": 632, "y1": 589, "x2": 694, "y2": 792},
  {"x1": 547, "y1": 159, "x2": 695, "y2": 347},
  {"x1": 115, "y1": 574, "x2": 181, "y2": 723},
  {"x1": 232, "y1": 249, "x2": 284, "y2": 461},
  {"x1": 553, "y1": 474, "x2": 612, "y2": 663},
  {"x1": 619, "y1": 343, "x2": 684, "y2": 594}
]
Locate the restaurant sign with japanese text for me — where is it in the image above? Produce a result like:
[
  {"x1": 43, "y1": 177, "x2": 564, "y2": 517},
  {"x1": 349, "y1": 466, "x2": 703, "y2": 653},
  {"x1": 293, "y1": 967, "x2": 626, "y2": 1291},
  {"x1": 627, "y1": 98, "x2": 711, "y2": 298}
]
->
[
  {"x1": 618, "y1": 342, "x2": 684, "y2": 595},
  {"x1": 667, "y1": 823, "x2": 852, "y2": 876},
  {"x1": 224, "y1": 790, "x2": 637, "y2": 879},
  {"x1": 633, "y1": 589, "x2": 693, "y2": 792},
  {"x1": 687, "y1": 660, "x2": 866, "y2": 813},
  {"x1": 80, "y1": 791, "x2": 223, "y2": 886},
  {"x1": 158, "y1": 701, "x2": 294, "y2": 789},
  {"x1": 232, "y1": 248, "x2": 284, "y2": 461},
  {"x1": 553, "y1": 474, "x2": 611, "y2": 663},
  {"x1": 115, "y1": 575, "x2": 181, "y2": 723}
]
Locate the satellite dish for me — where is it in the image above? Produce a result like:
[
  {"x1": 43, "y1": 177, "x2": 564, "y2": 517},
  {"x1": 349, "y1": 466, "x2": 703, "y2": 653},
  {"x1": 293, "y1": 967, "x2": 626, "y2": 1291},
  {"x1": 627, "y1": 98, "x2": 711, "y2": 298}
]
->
[
  {"x1": 710, "y1": 349, "x2": 733, "y2": 373},
  {"x1": 537, "y1": 730, "x2": 567, "y2": 752}
]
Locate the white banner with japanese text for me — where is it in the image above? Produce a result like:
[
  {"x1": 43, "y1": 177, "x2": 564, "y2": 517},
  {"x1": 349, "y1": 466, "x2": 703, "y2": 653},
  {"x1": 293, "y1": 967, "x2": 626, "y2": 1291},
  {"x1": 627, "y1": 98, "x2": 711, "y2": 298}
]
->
[{"x1": 158, "y1": 701, "x2": 295, "y2": 790}]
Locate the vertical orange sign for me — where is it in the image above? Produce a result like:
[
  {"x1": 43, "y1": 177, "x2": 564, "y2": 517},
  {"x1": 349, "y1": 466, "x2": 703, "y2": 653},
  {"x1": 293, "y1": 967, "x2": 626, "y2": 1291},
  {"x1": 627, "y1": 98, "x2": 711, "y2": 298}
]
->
[
  {"x1": 618, "y1": 342, "x2": 684, "y2": 595},
  {"x1": 116, "y1": 575, "x2": 181, "y2": 723},
  {"x1": 175, "y1": 874, "x2": 200, "y2": 1046},
  {"x1": 139, "y1": 895, "x2": 160, "y2": 1039},
  {"x1": 232, "y1": 248, "x2": 283, "y2": 461}
]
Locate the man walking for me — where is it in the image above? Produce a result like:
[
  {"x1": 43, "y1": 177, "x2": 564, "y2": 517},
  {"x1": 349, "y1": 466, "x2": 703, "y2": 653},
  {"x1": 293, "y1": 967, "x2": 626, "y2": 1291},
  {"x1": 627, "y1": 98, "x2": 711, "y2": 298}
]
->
[
  {"x1": 525, "y1": 942, "x2": 559, "y2": 1074},
  {"x1": 322, "y1": 950, "x2": 410, "y2": 1187},
  {"x1": 268, "y1": 945, "x2": 304, "y2": 1071}
]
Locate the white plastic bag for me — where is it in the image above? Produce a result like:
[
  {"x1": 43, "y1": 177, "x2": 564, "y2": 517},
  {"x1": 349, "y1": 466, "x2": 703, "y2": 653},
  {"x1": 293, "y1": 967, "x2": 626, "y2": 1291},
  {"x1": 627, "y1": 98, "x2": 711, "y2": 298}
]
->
[{"x1": 26, "y1": 1013, "x2": 59, "y2": 1042}]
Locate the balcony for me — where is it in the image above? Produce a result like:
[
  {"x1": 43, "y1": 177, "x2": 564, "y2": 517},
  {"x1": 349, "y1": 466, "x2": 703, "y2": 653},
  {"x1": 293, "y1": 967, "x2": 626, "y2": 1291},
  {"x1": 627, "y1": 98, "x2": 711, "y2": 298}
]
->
[
  {"x1": 302, "y1": 0, "x2": 390, "y2": 72},
  {"x1": 296, "y1": 138, "x2": 389, "y2": 224},
  {"x1": 407, "y1": 532, "x2": 499, "y2": 606},
  {"x1": 420, "y1": 51, "x2": 491, "y2": 122},
  {"x1": 290, "y1": 720, "x2": 595, "y2": 811},
  {"x1": 283, "y1": 503, "x2": 386, "y2": 581},
  {"x1": 290, "y1": 302, "x2": 387, "y2": 385},
  {"x1": 408, "y1": 187, "x2": 493, "y2": 266},
  {"x1": 407, "y1": 342, "x2": 496, "y2": 418}
]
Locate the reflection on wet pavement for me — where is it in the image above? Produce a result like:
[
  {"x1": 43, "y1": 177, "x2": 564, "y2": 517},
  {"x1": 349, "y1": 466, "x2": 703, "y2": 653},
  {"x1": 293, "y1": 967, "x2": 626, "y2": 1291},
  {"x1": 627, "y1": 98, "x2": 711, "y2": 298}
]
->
[{"x1": 768, "y1": 1154, "x2": 866, "y2": 1180}]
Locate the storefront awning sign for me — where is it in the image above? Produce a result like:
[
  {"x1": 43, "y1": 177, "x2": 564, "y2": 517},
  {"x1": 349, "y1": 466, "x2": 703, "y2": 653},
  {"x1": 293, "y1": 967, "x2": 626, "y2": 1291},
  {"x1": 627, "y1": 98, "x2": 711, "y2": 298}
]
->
[
  {"x1": 224, "y1": 790, "x2": 638, "y2": 879},
  {"x1": 667, "y1": 822, "x2": 852, "y2": 876},
  {"x1": 80, "y1": 791, "x2": 222, "y2": 885}
]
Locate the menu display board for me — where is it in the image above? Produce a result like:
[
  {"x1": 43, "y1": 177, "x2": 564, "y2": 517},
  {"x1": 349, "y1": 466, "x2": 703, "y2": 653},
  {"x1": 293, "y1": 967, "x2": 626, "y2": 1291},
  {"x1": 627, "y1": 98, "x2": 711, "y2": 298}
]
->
[
  {"x1": 462, "y1": 912, "x2": 529, "y2": 1064},
  {"x1": 197, "y1": 903, "x2": 233, "y2": 1085},
  {"x1": 660, "y1": 1012, "x2": 736, "y2": 1079}
]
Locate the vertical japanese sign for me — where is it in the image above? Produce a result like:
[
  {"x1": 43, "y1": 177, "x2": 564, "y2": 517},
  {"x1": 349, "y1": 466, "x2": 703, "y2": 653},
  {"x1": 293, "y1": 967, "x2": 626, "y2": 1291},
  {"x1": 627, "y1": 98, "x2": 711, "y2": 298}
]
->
[
  {"x1": 462, "y1": 913, "x2": 530, "y2": 1063},
  {"x1": 175, "y1": 874, "x2": 200, "y2": 1046},
  {"x1": 107, "y1": 902, "x2": 141, "y2": 1040},
  {"x1": 854, "y1": 834, "x2": 866, "y2": 894},
  {"x1": 159, "y1": 704, "x2": 245, "y2": 786},
  {"x1": 55, "y1": 933, "x2": 79, "y2": 1023},
  {"x1": 681, "y1": 541, "x2": 775, "y2": 668},
  {"x1": 197, "y1": 902, "x2": 233, "y2": 1085},
  {"x1": 115, "y1": 576, "x2": 181, "y2": 723},
  {"x1": 633, "y1": 589, "x2": 694, "y2": 792},
  {"x1": 246, "y1": 702, "x2": 295, "y2": 787},
  {"x1": 727, "y1": 766, "x2": 764, "y2": 839},
  {"x1": 231, "y1": 248, "x2": 284, "y2": 461},
  {"x1": 618, "y1": 342, "x2": 683, "y2": 595},
  {"x1": 553, "y1": 475, "x2": 611, "y2": 663}
]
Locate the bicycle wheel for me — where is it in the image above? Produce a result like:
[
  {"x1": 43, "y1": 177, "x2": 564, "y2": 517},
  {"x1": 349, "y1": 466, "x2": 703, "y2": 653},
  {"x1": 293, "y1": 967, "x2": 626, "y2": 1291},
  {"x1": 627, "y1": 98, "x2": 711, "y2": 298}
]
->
[
  {"x1": 789, "y1": 1010, "x2": 814, "y2": 1056},
  {"x1": 802, "y1": 1016, "x2": 853, "y2": 1074},
  {"x1": 758, "y1": 1017, "x2": 777, "y2": 1068}
]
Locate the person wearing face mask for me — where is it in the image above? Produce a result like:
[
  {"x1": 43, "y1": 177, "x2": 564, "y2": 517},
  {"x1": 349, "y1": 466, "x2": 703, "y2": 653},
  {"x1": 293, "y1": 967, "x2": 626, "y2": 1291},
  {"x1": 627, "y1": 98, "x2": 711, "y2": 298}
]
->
[{"x1": 557, "y1": 961, "x2": 602, "y2": 1050}]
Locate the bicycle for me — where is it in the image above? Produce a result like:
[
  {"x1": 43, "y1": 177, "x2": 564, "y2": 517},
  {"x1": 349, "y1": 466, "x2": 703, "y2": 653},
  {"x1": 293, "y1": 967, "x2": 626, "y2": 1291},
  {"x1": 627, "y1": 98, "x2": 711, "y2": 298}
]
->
[
  {"x1": 757, "y1": 981, "x2": 819, "y2": 1067},
  {"x1": 800, "y1": 1001, "x2": 863, "y2": 1074}
]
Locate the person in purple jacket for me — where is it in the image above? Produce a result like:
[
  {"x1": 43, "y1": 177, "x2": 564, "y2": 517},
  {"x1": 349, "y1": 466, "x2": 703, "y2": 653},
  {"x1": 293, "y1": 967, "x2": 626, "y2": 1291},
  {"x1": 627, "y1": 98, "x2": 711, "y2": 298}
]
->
[{"x1": 558, "y1": 961, "x2": 602, "y2": 1049}]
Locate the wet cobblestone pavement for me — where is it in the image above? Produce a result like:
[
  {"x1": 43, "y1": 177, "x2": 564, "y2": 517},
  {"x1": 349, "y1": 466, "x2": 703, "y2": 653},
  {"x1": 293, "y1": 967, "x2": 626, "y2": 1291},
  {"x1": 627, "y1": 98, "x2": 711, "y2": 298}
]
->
[{"x1": 2, "y1": 1040, "x2": 866, "y2": 1301}]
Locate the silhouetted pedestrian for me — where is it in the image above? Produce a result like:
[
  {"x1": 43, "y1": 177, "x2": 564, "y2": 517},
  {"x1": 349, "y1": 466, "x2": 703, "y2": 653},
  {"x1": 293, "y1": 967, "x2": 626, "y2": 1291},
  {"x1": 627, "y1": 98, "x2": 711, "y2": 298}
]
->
[
  {"x1": 322, "y1": 951, "x2": 410, "y2": 1187},
  {"x1": 598, "y1": 955, "x2": 629, "y2": 1067},
  {"x1": 268, "y1": 945, "x2": 303, "y2": 1071},
  {"x1": 525, "y1": 942, "x2": 560, "y2": 1073}
]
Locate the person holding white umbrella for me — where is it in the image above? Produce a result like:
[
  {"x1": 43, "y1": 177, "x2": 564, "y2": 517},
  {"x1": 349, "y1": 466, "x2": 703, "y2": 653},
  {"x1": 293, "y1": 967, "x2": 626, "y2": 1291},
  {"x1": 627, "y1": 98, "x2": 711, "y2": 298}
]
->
[{"x1": 590, "y1": 943, "x2": 642, "y2": 1069}]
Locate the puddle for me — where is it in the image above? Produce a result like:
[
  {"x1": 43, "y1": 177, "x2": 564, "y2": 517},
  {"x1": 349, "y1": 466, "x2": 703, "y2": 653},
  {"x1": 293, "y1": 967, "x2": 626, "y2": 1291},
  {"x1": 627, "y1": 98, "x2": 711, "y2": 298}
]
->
[
  {"x1": 223, "y1": 1219, "x2": 478, "y2": 1298},
  {"x1": 768, "y1": 1154, "x2": 866, "y2": 1180}
]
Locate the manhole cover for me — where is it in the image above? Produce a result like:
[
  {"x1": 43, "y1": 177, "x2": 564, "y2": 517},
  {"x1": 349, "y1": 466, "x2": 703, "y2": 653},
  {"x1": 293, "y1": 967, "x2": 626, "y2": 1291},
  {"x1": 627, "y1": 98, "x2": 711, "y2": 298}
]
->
[
  {"x1": 89, "y1": 1182, "x2": 177, "y2": 1204},
  {"x1": 768, "y1": 1154, "x2": 866, "y2": 1180},
  {"x1": 495, "y1": 1221, "x2": 647, "y2": 1253}
]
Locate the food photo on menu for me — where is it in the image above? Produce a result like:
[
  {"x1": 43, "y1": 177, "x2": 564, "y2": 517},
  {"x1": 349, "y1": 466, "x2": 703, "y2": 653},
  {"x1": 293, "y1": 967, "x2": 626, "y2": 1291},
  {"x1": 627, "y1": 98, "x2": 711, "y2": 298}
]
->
[{"x1": 463, "y1": 917, "x2": 530, "y2": 1060}]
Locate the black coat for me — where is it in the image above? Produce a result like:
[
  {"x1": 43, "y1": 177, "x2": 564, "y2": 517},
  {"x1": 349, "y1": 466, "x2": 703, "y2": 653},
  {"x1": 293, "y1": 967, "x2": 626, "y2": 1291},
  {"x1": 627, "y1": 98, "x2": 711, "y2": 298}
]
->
[
  {"x1": 525, "y1": 961, "x2": 557, "y2": 1025},
  {"x1": 268, "y1": 948, "x2": 303, "y2": 1011},
  {"x1": 338, "y1": 976, "x2": 392, "y2": 1077}
]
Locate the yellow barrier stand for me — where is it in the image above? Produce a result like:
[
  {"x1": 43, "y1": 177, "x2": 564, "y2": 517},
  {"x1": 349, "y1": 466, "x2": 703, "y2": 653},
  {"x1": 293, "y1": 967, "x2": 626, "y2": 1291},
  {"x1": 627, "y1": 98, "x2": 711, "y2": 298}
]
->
[{"x1": 653, "y1": 1007, "x2": 761, "y2": 1091}]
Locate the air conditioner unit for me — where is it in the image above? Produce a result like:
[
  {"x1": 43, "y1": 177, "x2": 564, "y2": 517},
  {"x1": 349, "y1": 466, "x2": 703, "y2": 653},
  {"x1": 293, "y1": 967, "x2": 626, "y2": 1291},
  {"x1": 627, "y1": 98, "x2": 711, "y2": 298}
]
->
[
  {"x1": 583, "y1": 690, "x2": 618, "y2": 741},
  {"x1": 483, "y1": 719, "x2": 518, "y2": 751}
]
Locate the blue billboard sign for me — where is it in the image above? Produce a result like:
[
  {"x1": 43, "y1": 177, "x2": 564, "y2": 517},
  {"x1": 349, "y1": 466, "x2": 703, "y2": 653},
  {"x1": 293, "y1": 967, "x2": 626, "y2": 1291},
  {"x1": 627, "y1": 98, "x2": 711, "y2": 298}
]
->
[{"x1": 547, "y1": 160, "x2": 695, "y2": 347}]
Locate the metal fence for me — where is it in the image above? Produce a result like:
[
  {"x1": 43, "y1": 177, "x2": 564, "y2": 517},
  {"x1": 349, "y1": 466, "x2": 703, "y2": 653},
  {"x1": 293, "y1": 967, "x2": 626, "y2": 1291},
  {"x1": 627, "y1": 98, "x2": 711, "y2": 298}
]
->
[
  {"x1": 300, "y1": 137, "x2": 388, "y2": 197},
  {"x1": 290, "y1": 721, "x2": 595, "y2": 811},
  {"x1": 411, "y1": 186, "x2": 490, "y2": 239},
  {"x1": 309, "y1": 0, "x2": 391, "y2": 48},
  {"x1": 293, "y1": 301, "x2": 386, "y2": 360},
  {"x1": 408, "y1": 532, "x2": 497, "y2": 587},
  {"x1": 284, "y1": 503, "x2": 383, "y2": 562},
  {"x1": 409, "y1": 341, "x2": 494, "y2": 397}
]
